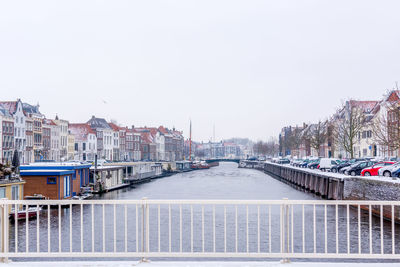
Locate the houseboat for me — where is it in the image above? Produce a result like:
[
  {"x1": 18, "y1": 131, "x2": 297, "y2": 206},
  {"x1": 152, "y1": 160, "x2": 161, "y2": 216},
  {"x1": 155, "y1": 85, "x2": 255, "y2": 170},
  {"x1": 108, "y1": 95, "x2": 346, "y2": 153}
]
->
[
  {"x1": 20, "y1": 162, "x2": 91, "y2": 199},
  {"x1": 90, "y1": 165, "x2": 128, "y2": 193},
  {"x1": 176, "y1": 161, "x2": 192, "y2": 172}
]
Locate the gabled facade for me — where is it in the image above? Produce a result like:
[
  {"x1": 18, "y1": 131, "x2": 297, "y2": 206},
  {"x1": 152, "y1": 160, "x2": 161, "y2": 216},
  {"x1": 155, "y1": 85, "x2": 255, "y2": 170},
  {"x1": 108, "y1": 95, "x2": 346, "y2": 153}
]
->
[
  {"x1": 23, "y1": 103, "x2": 44, "y2": 162},
  {"x1": 87, "y1": 116, "x2": 113, "y2": 161},
  {"x1": 69, "y1": 123, "x2": 97, "y2": 161},
  {"x1": 108, "y1": 123, "x2": 121, "y2": 162},
  {"x1": 25, "y1": 116, "x2": 34, "y2": 164},
  {"x1": 0, "y1": 99, "x2": 27, "y2": 164},
  {"x1": 0, "y1": 104, "x2": 14, "y2": 164},
  {"x1": 54, "y1": 116, "x2": 69, "y2": 161}
]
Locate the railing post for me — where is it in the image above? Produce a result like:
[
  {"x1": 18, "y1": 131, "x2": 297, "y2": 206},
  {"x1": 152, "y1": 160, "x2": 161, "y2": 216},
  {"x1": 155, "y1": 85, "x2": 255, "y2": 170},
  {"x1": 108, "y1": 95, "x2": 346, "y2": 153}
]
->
[
  {"x1": 280, "y1": 198, "x2": 290, "y2": 264},
  {"x1": 0, "y1": 199, "x2": 9, "y2": 263},
  {"x1": 140, "y1": 197, "x2": 150, "y2": 263}
]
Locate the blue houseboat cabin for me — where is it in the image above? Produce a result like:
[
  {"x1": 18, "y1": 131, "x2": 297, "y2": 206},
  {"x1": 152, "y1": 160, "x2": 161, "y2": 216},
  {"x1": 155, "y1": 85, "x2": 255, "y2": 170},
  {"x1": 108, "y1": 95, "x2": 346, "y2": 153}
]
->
[
  {"x1": 20, "y1": 169, "x2": 75, "y2": 200},
  {"x1": 20, "y1": 163, "x2": 91, "y2": 199}
]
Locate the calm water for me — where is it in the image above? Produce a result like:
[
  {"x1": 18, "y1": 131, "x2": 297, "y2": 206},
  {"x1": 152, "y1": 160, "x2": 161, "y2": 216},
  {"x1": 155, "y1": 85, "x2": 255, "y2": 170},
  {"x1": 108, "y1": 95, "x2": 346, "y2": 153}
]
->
[
  {"x1": 98, "y1": 162, "x2": 316, "y2": 200},
  {"x1": 8, "y1": 162, "x2": 400, "y2": 260}
]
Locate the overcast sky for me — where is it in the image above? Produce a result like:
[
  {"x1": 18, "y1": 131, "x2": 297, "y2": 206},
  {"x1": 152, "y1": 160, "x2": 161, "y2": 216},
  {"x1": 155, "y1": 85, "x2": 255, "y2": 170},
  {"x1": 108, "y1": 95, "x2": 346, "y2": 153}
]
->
[{"x1": 1, "y1": 0, "x2": 399, "y2": 142}]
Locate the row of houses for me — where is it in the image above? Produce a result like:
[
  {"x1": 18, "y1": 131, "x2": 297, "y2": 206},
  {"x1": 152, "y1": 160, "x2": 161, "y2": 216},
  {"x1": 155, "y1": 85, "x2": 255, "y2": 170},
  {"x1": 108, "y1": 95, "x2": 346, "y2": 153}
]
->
[
  {"x1": 185, "y1": 141, "x2": 243, "y2": 159},
  {"x1": 0, "y1": 99, "x2": 185, "y2": 165},
  {"x1": 279, "y1": 90, "x2": 400, "y2": 159}
]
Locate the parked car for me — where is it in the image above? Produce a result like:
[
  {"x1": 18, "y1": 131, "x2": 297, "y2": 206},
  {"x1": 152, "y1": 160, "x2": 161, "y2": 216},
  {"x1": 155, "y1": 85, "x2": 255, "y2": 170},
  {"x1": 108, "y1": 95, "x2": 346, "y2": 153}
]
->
[
  {"x1": 307, "y1": 159, "x2": 320, "y2": 169},
  {"x1": 290, "y1": 159, "x2": 300, "y2": 166},
  {"x1": 332, "y1": 158, "x2": 364, "y2": 173},
  {"x1": 318, "y1": 158, "x2": 339, "y2": 171},
  {"x1": 345, "y1": 161, "x2": 376, "y2": 176},
  {"x1": 277, "y1": 159, "x2": 290, "y2": 164},
  {"x1": 378, "y1": 162, "x2": 400, "y2": 177},
  {"x1": 361, "y1": 162, "x2": 395, "y2": 176},
  {"x1": 390, "y1": 167, "x2": 400, "y2": 178},
  {"x1": 299, "y1": 159, "x2": 310, "y2": 168}
]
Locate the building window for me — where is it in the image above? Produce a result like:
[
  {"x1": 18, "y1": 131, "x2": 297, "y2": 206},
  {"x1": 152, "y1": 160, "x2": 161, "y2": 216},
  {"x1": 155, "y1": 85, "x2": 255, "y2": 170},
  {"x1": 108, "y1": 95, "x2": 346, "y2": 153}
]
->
[
  {"x1": 47, "y1": 177, "x2": 57, "y2": 184},
  {"x1": 0, "y1": 187, "x2": 5, "y2": 199},
  {"x1": 11, "y1": 185, "x2": 19, "y2": 200}
]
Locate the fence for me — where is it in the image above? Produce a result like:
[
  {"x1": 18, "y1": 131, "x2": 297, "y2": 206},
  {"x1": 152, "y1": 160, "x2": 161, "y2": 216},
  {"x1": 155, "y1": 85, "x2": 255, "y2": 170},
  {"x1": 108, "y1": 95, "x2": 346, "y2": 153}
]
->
[{"x1": 0, "y1": 199, "x2": 400, "y2": 262}]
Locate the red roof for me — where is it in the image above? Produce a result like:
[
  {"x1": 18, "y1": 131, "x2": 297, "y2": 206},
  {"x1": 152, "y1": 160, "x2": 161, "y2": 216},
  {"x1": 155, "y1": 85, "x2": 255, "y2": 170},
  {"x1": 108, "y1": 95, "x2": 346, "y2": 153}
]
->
[
  {"x1": 136, "y1": 127, "x2": 158, "y2": 137},
  {"x1": 349, "y1": 100, "x2": 379, "y2": 112},
  {"x1": 0, "y1": 101, "x2": 17, "y2": 114},
  {"x1": 140, "y1": 132, "x2": 153, "y2": 144},
  {"x1": 69, "y1": 123, "x2": 96, "y2": 141},
  {"x1": 108, "y1": 122, "x2": 123, "y2": 131},
  {"x1": 43, "y1": 119, "x2": 57, "y2": 126},
  {"x1": 158, "y1": 126, "x2": 169, "y2": 134}
]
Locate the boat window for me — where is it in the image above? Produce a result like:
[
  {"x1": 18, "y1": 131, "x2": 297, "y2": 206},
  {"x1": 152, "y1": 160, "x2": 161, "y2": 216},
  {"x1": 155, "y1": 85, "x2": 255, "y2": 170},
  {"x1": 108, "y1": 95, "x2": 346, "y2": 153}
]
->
[
  {"x1": 64, "y1": 176, "x2": 71, "y2": 197},
  {"x1": 47, "y1": 177, "x2": 57, "y2": 184}
]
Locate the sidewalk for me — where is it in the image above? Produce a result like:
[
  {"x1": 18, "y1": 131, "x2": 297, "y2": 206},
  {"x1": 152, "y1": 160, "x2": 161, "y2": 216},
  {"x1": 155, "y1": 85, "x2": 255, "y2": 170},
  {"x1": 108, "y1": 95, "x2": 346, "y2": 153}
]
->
[{"x1": 1, "y1": 261, "x2": 399, "y2": 267}]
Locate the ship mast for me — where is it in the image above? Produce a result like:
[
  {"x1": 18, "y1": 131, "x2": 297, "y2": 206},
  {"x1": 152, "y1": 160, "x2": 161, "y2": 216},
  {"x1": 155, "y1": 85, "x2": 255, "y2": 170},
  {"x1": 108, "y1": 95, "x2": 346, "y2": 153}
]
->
[{"x1": 189, "y1": 120, "x2": 192, "y2": 161}]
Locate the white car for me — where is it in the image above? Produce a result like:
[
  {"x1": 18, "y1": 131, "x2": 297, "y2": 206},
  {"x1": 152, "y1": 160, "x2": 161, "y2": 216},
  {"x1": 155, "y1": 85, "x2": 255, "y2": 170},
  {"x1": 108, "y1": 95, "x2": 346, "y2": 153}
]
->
[
  {"x1": 318, "y1": 158, "x2": 339, "y2": 171},
  {"x1": 378, "y1": 162, "x2": 400, "y2": 177}
]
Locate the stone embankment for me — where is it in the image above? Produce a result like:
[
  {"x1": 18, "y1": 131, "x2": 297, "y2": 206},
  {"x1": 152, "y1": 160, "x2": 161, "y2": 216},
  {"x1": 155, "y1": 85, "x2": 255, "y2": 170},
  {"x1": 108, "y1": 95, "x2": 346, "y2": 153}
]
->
[{"x1": 240, "y1": 160, "x2": 400, "y2": 221}]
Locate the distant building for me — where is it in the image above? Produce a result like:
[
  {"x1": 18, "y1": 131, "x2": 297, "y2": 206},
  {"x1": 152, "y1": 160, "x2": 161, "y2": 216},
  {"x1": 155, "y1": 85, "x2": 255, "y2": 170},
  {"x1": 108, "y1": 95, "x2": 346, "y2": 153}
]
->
[
  {"x1": 87, "y1": 116, "x2": 113, "y2": 161},
  {"x1": 69, "y1": 123, "x2": 97, "y2": 161},
  {"x1": 22, "y1": 103, "x2": 44, "y2": 162},
  {"x1": 54, "y1": 116, "x2": 69, "y2": 161},
  {"x1": 0, "y1": 99, "x2": 27, "y2": 164},
  {"x1": 67, "y1": 131, "x2": 75, "y2": 160},
  {"x1": 108, "y1": 123, "x2": 121, "y2": 162},
  {"x1": 0, "y1": 104, "x2": 14, "y2": 164}
]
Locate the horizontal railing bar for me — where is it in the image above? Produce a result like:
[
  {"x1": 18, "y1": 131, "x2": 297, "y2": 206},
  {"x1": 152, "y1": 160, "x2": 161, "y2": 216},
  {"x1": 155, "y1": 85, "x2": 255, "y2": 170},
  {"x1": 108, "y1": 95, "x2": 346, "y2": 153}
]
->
[
  {"x1": 2, "y1": 199, "x2": 400, "y2": 205},
  {"x1": 3, "y1": 252, "x2": 400, "y2": 259}
]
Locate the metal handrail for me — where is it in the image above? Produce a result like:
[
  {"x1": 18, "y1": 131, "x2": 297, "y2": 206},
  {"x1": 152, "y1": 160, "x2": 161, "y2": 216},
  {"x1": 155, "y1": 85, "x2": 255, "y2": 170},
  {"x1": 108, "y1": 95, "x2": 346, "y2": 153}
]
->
[{"x1": 0, "y1": 198, "x2": 399, "y2": 262}]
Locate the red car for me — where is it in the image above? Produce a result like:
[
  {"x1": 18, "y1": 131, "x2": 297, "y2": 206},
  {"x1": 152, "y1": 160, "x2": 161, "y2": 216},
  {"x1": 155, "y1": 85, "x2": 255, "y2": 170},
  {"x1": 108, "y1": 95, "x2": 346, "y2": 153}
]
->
[{"x1": 361, "y1": 161, "x2": 395, "y2": 176}]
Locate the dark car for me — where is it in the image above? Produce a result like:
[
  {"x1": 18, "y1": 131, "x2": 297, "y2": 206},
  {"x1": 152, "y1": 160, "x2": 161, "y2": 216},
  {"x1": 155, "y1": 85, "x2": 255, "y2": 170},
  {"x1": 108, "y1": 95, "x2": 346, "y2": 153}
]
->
[
  {"x1": 332, "y1": 158, "x2": 365, "y2": 173},
  {"x1": 345, "y1": 161, "x2": 376, "y2": 176},
  {"x1": 331, "y1": 160, "x2": 350, "y2": 173},
  {"x1": 299, "y1": 159, "x2": 310, "y2": 168},
  {"x1": 307, "y1": 159, "x2": 320, "y2": 169}
]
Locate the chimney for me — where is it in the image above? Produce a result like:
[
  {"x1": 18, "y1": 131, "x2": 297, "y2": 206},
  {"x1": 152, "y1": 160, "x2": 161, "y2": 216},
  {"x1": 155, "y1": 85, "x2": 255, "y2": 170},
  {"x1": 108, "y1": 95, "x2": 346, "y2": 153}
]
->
[{"x1": 132, "y1": 125, "x2": 135, "y2": 129}]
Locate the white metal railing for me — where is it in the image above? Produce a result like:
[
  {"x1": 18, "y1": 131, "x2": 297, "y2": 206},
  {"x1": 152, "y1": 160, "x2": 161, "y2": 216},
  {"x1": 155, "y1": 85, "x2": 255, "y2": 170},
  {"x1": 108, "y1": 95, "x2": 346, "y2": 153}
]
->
[{"x1": 0, "y1": 199, "x2": 400, "y2": 262}]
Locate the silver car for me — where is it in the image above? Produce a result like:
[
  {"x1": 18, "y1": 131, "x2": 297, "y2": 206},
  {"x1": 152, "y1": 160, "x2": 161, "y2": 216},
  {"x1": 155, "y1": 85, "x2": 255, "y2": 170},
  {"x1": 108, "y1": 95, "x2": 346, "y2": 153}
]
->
[{"x1": 378, "y1": 162, "x2": 400, "y2": 177}]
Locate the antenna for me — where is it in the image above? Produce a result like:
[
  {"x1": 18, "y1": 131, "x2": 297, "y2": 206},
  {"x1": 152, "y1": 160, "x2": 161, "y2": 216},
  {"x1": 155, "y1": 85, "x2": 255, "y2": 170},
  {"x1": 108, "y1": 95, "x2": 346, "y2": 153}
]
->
[{"x1": 189, "y1": 119, "x2": 192, "y2": 161}]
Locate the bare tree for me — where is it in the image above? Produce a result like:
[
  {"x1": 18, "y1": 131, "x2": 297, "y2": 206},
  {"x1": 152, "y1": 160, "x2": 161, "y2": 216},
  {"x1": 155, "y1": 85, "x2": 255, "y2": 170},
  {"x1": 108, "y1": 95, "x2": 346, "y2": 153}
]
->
[
  {"x1": 334, "y1": 104, "x2": 366, "y2": 158},
  {"x1": 306, "y1": 121, "x2": 327, "y2": 157},
  {"x1": 289, "y1": 127, "x2": 303, "y2": 157},
  {"x1": 372, "y1": 97, "x2": 400, "y2": 156}
]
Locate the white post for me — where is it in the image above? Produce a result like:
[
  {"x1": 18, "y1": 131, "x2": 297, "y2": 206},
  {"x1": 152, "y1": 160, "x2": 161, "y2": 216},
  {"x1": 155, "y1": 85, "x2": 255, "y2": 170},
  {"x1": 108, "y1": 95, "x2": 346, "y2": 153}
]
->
[
  {"x1": 0, "y1": 198, "x2": 9, "y2": 263},
  {"x1": 280, "y1": 198, "x2": 290, "y2": 264},
  {"x1": 140, "y1": 197, "x2": 150, "y2": 263}
]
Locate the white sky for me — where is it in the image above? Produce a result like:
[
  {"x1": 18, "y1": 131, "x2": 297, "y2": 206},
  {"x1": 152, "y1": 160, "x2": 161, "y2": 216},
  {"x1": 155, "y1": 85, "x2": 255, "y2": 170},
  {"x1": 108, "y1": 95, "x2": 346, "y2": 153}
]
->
[{"x1": 1, "y1": 0, "x2": 399, "y2": 142}]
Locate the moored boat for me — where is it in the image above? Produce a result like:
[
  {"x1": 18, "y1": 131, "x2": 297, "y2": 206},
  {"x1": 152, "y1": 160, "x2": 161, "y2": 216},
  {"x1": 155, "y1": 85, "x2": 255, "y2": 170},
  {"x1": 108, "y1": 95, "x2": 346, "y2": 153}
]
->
[{"x1": 10, "y1": 207, "x2": 42, "y2": 221}]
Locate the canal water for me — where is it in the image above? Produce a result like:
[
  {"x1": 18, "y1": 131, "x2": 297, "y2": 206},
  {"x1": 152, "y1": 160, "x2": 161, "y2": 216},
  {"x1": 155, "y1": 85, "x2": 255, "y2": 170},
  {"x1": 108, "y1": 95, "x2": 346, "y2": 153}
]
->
[
  {"x1": 8, "y1": 162, "x2": 400, "y2": 260},
  {"x1": 98, "y1": 162, "x2": 316, "y2": 200}
]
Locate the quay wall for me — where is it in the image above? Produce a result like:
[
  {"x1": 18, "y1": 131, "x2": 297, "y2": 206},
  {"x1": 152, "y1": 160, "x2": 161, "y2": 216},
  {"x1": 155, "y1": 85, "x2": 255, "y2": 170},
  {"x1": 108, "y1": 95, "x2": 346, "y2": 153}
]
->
[
  {"x1": 260, "y1": 162, "x2": 344, "y2": 200},
  {"x1": 241, "y1": 161, "x2": 400, "y2": 221},
  {"x1": 344, "y1": 177, "x2": 400, "y2": 221}
]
